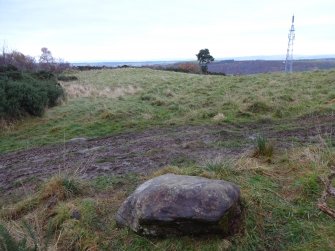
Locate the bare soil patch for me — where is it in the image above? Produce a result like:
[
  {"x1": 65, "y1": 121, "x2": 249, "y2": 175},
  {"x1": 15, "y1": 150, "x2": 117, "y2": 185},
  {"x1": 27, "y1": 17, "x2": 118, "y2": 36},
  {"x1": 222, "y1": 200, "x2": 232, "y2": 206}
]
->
[{"x1": 0, "y1": 114, "x2": 334, "y2": 195}]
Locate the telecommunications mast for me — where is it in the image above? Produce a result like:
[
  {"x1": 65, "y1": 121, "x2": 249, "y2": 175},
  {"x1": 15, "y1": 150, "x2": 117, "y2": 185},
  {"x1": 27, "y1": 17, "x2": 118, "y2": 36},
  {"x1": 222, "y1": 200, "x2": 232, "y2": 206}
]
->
[{"x1": 284, "y1": 15, "x2": 295, "y2": 73}]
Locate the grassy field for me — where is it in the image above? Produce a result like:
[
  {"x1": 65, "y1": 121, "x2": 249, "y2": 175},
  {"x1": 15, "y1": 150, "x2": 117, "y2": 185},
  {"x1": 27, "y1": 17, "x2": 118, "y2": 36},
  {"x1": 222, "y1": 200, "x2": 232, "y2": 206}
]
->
[
  {"x1": 0, "y1": 68, "x2": 335, "y2": 250},
  {"x1": 1, "y1": 68, "x2": 334, "y2": 152}
]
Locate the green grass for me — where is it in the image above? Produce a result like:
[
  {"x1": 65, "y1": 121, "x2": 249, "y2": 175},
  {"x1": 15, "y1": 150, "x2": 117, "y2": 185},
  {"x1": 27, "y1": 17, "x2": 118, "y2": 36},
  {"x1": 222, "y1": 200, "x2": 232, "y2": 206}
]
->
[
  {"x1": 1, "y1": 145, "x2": 334, "y2": 250},
  {"x1": 1, "y1": 68, "x2": 335, "y2": 152},
  {"x1": 1, "y1": 68, "x2": 335, "y2": 250}
]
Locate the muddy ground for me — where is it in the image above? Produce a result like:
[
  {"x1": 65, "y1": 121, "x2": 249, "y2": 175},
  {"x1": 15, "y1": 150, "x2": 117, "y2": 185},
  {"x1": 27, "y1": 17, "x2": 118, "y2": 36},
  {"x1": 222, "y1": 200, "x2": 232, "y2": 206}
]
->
[{"x1": 0, "y1": 114, "x2": 334, "y2": 196}]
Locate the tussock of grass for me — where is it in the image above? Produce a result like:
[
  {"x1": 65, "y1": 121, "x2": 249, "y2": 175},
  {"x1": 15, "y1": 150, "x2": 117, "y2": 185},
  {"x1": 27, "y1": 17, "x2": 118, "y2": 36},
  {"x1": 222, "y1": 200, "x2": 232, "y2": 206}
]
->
[
  {"x1": 252, "y1": 135, "x2": 274, "y2": 158},
  {"x1": 1, "y1": 176, "x2": 85, "y2": 220},
  {"x1": 40, "y1": 176, "x2": 83, "y2": 201}
]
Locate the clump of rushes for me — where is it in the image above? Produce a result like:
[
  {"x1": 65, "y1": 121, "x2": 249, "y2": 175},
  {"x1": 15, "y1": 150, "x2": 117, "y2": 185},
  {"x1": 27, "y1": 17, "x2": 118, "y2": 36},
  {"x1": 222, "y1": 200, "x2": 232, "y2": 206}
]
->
[{"x1": 252, "y1": 134, "x2": 274, "y2": 158}]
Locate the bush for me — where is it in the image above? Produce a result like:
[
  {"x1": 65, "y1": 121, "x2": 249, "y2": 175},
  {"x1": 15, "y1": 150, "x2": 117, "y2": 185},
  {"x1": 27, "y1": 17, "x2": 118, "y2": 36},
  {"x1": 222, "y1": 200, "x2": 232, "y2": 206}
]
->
[
  {"x1": 42, "y1": 80, "x2": 64, "y2": 107},
  {"x1": 178, "y1": 63, "x2": 201, "y2": 74},
  {"x1": 57, "y1": 75, "x2": 78, "y2": 82},
  {"x1": 4, "y1": 81, "x2": 47, "y2": 116},
  {"x1": 164, "y1": 63, "x2": 202, "y2": 74},
  {"x1": 0, "y1": 65, "x2": 23, "y2": 80},
  {"x1": 33, "y1": 71, "x2": 55, "y2": 80},
  {"x1": 0, "y1": 70, "x2": 64, "y2": 119}
]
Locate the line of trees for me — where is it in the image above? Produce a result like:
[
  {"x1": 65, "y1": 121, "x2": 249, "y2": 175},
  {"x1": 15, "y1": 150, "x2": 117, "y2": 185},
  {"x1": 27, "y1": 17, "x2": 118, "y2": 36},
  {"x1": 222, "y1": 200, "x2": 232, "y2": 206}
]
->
[{"x1": 0, "y1": 47, "x2": 70, "y2": 73}]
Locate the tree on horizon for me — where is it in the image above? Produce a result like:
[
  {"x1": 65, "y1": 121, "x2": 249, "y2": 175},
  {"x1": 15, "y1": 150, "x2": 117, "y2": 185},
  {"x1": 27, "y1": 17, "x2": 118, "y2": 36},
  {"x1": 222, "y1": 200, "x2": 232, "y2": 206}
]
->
[{"x1": 196, "y1": 49, "x2": 214, "y2": 74}]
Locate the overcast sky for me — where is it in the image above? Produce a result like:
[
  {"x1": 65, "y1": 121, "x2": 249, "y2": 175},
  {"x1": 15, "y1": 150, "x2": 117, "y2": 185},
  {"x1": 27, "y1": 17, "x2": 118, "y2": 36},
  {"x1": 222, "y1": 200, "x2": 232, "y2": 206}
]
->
[{"x1": 1, "y1": 0, "x2": 335, "y2": 62}]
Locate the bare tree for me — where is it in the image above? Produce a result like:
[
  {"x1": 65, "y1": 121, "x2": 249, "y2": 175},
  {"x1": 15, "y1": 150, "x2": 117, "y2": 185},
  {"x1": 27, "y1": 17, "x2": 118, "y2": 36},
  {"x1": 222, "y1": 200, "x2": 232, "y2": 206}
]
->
[
  {"x1": 0, "y1": 41, "x2": 9, "y2": 67},
  {"x1": 39, "y1": 47, "x2": 54, "y2": 64},
  {"x1": 39, "y1": 47, "x2": 55, "y2": 71},
  {"x1": 11, "y1": 51, "x2": 36, "y2": 71},
  {"x1": 1, "y1": 46, "x2": 69, "y2": 73}
]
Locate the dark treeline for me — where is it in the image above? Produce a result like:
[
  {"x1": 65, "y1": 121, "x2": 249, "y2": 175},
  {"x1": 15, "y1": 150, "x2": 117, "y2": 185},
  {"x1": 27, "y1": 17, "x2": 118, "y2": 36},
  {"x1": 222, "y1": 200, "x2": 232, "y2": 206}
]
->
[{"x1": 74, "y1": 64, "x2": 132, "y2": 71}]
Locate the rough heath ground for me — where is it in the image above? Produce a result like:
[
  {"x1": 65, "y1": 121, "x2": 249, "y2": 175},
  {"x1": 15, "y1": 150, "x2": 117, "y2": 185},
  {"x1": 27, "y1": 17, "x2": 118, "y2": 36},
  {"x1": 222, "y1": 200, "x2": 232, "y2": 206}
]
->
[{"x1": 0, "y1": 68, "x2": 334, "y2": 250}]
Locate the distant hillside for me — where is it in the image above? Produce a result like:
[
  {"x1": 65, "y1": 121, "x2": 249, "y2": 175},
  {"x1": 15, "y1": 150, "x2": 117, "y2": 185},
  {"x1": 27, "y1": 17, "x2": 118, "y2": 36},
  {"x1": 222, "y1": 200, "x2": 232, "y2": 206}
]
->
[
  {"x1": 72, "y1": 60, "x2": 179, "y2": 68},
  {"x1": 208, "y1": 59, "x2": 335, "y2": 75}
]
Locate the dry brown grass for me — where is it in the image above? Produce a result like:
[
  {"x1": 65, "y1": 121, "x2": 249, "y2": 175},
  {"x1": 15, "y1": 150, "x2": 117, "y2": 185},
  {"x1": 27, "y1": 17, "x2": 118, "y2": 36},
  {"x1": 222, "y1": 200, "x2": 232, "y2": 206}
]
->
[
  {"x1": 0, "y1": 118, "x2": 16, "y2": 132},
  {"x1": 142, "y1": 113, "x2": 154, "y2": 120},
  {"x1": 325, "y1": 98, "x2": 335, "y2": 104},
  {"x1": 235, "y1": 156, "x2": 269, "y2": 172},
  {"x1": 1, "y1": 176, "x2": 85, "y2": 220},
  {"x1": 212, "y1": 113, "x2": 226, "y2": 122},
  {"x1": 40, "y1": 177, "x2": 80, "y2": 201},
  {"x1": 60, "y1": 82, "x2": 141, "y2": 99}
]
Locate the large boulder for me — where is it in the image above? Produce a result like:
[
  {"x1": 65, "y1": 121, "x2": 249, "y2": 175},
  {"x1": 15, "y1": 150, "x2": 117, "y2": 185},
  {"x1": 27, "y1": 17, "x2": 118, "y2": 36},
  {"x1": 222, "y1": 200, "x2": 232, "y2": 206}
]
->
[{"x1": 116, "y1": 173, "x2": 241, "y2": 236}]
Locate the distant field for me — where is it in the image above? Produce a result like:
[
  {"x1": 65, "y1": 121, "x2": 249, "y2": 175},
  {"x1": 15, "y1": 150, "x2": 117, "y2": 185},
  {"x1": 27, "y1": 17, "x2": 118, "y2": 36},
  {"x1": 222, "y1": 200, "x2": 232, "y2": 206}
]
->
[
  {"x1": 209, "y1": 59, "x2": 335, "y2": 75},
  {"x1": 1, "y1": 68, "x2": 334, "y2": 153}
]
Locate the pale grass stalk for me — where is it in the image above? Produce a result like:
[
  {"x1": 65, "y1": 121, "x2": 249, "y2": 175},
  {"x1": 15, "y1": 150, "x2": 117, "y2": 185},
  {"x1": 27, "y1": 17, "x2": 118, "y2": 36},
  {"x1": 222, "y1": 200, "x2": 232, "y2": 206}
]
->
[{"x1": 53, "y1": 229, "x2": 62, "y2": 251}]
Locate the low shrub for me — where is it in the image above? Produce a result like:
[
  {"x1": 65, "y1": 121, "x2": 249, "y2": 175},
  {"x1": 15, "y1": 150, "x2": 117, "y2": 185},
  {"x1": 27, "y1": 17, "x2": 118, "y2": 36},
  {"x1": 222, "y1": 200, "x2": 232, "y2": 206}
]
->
[
  {"x1": 0, "y1": 64, "x2": 23, "y2": 80},
  {"x1": 178, "y1": 63, "x2": 201, "y2": 74},
  {"x1": 153, "y1": 63, "x2": 202, "y2": 74},
  {"x1": 0, "y1": 69, "x2": 64, "y2": 119},
  {"x1": 33, "y1": 71, "x2": 55, "y2": 80}
]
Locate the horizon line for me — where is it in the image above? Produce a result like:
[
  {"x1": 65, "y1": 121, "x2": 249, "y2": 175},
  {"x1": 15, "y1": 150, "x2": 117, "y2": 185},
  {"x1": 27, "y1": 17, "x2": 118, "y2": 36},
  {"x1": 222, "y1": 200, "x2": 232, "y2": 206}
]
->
[{"x1": 70, "y1": 54, "x2": 335, "y2": 64}]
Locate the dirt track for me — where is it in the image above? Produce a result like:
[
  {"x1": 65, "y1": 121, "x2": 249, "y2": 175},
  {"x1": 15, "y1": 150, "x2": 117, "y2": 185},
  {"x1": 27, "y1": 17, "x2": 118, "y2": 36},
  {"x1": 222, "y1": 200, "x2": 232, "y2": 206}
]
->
[{"x1": 0, "y1": 114, "x2": 334, "y2": 194}]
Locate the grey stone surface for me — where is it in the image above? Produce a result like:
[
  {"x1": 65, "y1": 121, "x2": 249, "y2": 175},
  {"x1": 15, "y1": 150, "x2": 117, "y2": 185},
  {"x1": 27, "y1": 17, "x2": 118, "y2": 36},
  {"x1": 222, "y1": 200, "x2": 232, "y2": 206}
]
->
[
  {"x1": 77, "y1": 146, "x2": 103, "y2": 154},
  {"x1": 116, "y1": 173, "x2": 241, "y2": 236}
]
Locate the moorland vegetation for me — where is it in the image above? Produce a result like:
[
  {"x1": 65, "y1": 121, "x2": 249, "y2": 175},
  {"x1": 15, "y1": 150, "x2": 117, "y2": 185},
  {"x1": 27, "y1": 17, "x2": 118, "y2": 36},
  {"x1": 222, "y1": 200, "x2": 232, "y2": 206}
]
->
[{"x1": 0, "y1": 51, "x2": 334, "y2": 250}]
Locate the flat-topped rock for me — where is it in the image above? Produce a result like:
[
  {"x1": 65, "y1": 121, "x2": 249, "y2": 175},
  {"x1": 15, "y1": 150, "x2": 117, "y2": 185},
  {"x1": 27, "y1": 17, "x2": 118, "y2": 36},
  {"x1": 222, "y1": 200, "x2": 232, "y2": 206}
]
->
[{"x1": 116, "y1": 173, "x2": 241, "y2": 236}]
